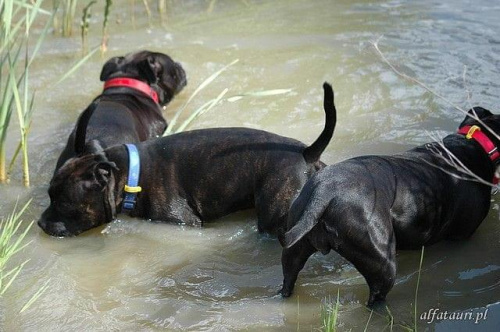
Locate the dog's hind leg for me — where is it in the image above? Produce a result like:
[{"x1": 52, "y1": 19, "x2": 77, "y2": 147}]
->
[
  {"x1": 279, "y1": 237, "x2": 317, "y2": 297},
  {"x1": 336, "y1": 230, "x2": 397, "y2": 307}
]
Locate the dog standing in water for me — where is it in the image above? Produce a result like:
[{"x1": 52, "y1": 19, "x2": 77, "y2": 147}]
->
[
  {"x1": 39, "y1": 83, "x2": 336, "y2": 238},
  {"x1": 281, "y1": 107, "x2": 499, "y2": 307}
]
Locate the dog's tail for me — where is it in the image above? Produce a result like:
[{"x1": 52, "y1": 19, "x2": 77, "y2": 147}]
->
[
  {"x1": 302, "y1": 82, "x2": 337, "y2": 163},
  {"x1": 283, "y1": 179, "x2": 328, "y2": 248},
  {"x1": 74, "y1": 98, "x2": 100, "y2": 155}
]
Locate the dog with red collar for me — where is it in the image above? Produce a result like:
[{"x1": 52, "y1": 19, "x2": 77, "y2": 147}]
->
[
  {"x1": 280, "y1": 106, "x2": 499, "y2": 307},
  {"x1": 55, "y1": 50, "x2": 187, "y2": 170}
]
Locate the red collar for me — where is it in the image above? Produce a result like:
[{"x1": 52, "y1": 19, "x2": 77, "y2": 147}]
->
[
  {"x1": 458, "y1": 125, "x2": 500, "y2": 184},
  {"x1": 103, "y1": 78, "x2": 159, "y2": 103}
]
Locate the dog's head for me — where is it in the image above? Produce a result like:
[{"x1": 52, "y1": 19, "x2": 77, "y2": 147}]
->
[
  {"x1": 100, "y1": 50, "x2": 187, "y2": 105},
  {"x1": 459, "y1": 107, "x2": 500, "y2": 137},
  {"x1": 38, "y1": 149, "x2": 118, "y2": 237}
]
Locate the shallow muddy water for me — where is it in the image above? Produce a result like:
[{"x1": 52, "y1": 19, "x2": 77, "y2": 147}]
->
[{"x1": 1, "y1": 0, "x2": 500, "y2": 330}]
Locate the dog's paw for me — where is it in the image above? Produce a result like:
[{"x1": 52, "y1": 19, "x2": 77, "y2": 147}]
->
[{"x1": 278, "y1": 286, "x2": 292, "y2": 298}]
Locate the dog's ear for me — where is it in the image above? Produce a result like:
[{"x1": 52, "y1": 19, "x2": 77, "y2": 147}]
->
[
  {"x1": 85, "y1": 140, "x2": 104, "y2": 154},
  {"x1": 93, "y1": 161, "x2": 117, "y2": 188},
  {"x1": 137, "y1": 55, "x2": 160, "y2": 84},
  {"x1": 459, "y1": 107, "x2": 493, "y2": 127},
  {"x1": 100, "y1": 56, "x2": 125, "y2": 81}
]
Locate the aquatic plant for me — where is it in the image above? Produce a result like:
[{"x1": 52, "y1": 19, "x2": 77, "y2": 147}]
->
[
  {"x1": 164, "y1": 59, "x2": 292, "y2": 135},
  {"x1": 0, "y1": 0, "x2": 53, "y2": 186},
  {"x1": 322, "y1": 289, "x2": 340, "y2": 332},
  {"x1": 0, "y1": 200, "x2": 49, "y2": 312},
  {"x1": 318, "y1": 246, "x2": 426, "y2": 331},
  {"x1": 158, "y1": 0, "x2": 167, "y2": 26},
  {"x1": 61, "y1": 0, "x2": 78, "y2": 36},
  {"x1": 0, "y1": 201, "x2": 32, "y2": 295},
  {"x1": 80, "y1": 0, "x2": 96, "y2": 54},
  {"x1": 101, "y1": 0, "x2": 112, "y2": 53},
  {"x1": 414, "y1": 246, "x2": 425, "y2": 332},
  {"x1": 164, "y1": 59, "x2": 239, "y2": 135}
]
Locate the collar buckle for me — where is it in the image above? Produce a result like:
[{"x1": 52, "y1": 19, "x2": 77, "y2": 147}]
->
[{"x1": 465, "y1": 125, "x2": 481, "y2": 139}]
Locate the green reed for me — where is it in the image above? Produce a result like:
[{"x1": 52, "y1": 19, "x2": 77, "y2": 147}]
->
[
  {"x1": 317, "y1": 246, "x2": 426, "y2": 331},
  {"x1": 0, "y1": 200, "x2": 50, "y2": 312},
  {"x1": 322, "y1": 289, "x2": 340, "y2": 332},
  {"x1": 61, "y1": 0, "x2": 78, "y2": 37},
  {"x1": 414, "y1": 246, "x2": 425, "y2": 332},
  {"x1": 0, "y1": 0, "x2": 53, "y2": 186},
  {"x1": 164, "y1": 58, "x2": 292, "y2": 135},
  {"x1": 158, "y1": 0, "x2": 167, "y2": 26},
  {"x1": 101, "y1": 0, "x2": 112, "y2": 53},
  {"x1": 57, "y1": 0, "x2": 112, "y2": 55},
  {"x1": 0, "y1": 200, "x2": 32, "y2": 295},
  {"x1": 81, "y1": 1, "x2": 96, "y2": 54}
]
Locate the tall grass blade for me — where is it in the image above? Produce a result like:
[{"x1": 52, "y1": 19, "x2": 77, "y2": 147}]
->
[
  {"x1": 164, "y1": 59, "x2": 239, "y2": 135},
  {"x1": 101, "y1": 0, "x2": 113, "y2": 53},
  {"x1": 296, "y1": 295, "x2": 300, "y2": 331},
  {"x1": 322, "y1": 289, "x2": 340, "y2": 332},
  {"x1": 0, "y1": 200, "x2": 33, "y2": 295},
  {"x1": 175, "y1": 88, "x2": 229, "y2": 133},
  {"x1": 0, "y1": 261, "x2": 29, "y2": 296},
  {"x1": 8, "y1": 57, "x2": 29, "y2": 185},
  {"x1": 363, "y1": 309, "x2": 374, "y2": 332},
  {"x1": 20, "y1": 278, "x2": 51, "y2": 313},
  {"x1": 414, "y1": 246, "x2": 425, "y2": 332},
  {"x1": 55, "y1": 46, "x2": 100, "y2": 85},
  {"x1": 81, "y1": 1, "x2": 97, "y2": 54},
  {"x1": 226, "y1": 88, "x2": 293, "y2": 102},
  {"x1": 27, "y1": 6, "x2": 55, "y2": 68},
  {"x1": 1, "y1": 0, "x2": 49, "y2": 184}
]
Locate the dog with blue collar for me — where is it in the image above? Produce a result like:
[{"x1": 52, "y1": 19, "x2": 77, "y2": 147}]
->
[{"x1": 38, "y1": 83, "x2": 336, "y2": 238}]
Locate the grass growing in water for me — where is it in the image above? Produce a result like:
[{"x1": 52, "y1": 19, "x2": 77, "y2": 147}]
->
[
  {"x1": 164, "y1": 59, "x2": 293, "y2": 135},
  {"x1": 61, "y1": 0, "x2": 78, "y2": 37},
  {"x1": 0, "y1": 0, "x2": 53, "y2": 186},
  {"x1": 0, "y1": 200, "x2": 50, "y2": 312},
  {"x1": 80, "y1": 0, "x2": 96, "y2": 55},
  {"x1": 320, "y1": 246, "x2": 426, "y2": 331},
  {"x1": 322, "y1": 289, "x2": 340, "y2": 332}
]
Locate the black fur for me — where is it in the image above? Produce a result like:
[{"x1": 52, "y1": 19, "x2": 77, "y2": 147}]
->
[
  {"x1": 55, "y1": 50, "x2": 187, "y2": 170},
  {"x1": 39, "y1": 84, "x2": 337, "y2": 239},
  {"x1": 280, "y1": 107, "x2": 499, "y2": 307}
]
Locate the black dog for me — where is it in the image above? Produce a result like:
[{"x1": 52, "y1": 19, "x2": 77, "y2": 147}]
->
[
  {"x1": 38, "y1": 83, "x2": 336, "y2": 238},
  {"x1": 55, "y1": 50, "x2": 187, "y2": 170},
  {"x1": 280, "y1": 107, "x2": 499, "y2": 307}
]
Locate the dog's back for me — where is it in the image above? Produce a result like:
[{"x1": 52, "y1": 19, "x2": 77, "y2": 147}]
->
[{"x1": 54, "y1": 50, "x2": 187, "y2": 171}]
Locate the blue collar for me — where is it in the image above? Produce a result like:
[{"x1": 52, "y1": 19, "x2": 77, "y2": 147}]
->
[{"x1": 122, "y1": 144, "x2": 142, "y2": 211}]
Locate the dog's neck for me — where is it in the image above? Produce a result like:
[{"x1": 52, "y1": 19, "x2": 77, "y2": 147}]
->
[
  {"x1": 122, "y1": 144, "x2": 142, "y2": 212},
  {"x1": 457, "y1": 125, "x2": 500, "y2": 184},
  {"x1": 103, "y1": 77, "x2": 159, "y2": 104},
  {"x1": 103, "y1": 145, "x2": 133, "y2": 217}
]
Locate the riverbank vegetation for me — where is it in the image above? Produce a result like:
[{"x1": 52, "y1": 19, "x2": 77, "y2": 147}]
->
[
  {"x1": 0, "y1": 200, "x2": 49, "y2": 313},
  {"x1": 0, "y1": 0, "x2": 53, "y2": 186}
]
